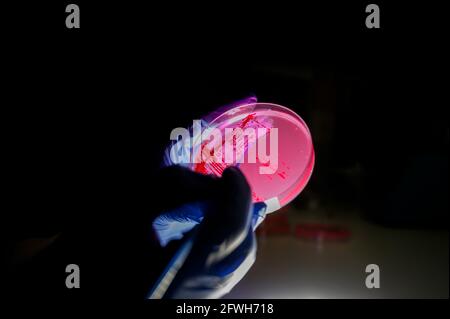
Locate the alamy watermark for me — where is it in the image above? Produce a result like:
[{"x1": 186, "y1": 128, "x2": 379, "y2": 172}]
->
[
  {"x1": 65, "y1": 4, "x2": 80, "y2": 29},
  {"x1": 365, "y1": 264, "x2": 380, "y2": 289},
  {"x1": 365, "y1": 4, "x2": 380, "y2": 29},
  {"x1": 65, "y1": 264, "x2": 80, "y2": 288},
  {"x1": 169, "y1": 120, "x2": 279, "y2": 175}
]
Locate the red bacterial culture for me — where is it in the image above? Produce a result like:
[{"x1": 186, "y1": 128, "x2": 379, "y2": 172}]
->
[{"x1": 191, "y1": 102, "x2": 314, "y2": 212}]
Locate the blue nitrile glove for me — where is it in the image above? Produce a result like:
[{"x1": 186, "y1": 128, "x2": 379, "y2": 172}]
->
[
  {"x1": 153, "y1": 200, "x2": 267, "y2": 247},
  {"x1": 149, "y1": 166, "x2": 269, "y2": 299}
]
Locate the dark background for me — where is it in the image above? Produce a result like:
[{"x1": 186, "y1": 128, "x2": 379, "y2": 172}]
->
[{"x1": 2, "y1": 1, "x2": 448, "y2": 300}]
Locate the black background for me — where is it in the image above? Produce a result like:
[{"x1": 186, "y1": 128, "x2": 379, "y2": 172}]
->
[{"x1": 2, "y1": 0, "x2": 448, "y2": 305}]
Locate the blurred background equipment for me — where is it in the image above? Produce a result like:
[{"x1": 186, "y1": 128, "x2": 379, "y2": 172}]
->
[{"x1": 217, "y1": 59, "x2": 448, "y2": 298}]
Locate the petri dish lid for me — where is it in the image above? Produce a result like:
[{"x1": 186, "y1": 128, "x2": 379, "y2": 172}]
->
[{"x1": 191, "y1": 102, "x2": 314, "y2": 213}]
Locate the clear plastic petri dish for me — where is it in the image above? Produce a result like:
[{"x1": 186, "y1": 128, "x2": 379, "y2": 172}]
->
[{"x1": 189, "y1": 102, "x2": 314, "y2": 213}]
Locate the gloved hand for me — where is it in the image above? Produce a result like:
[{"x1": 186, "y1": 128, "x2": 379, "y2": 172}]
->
[
  {"x1": 149, "y1": 165, "x2": 268, "y2": 299},
  {"x1": 153, "y1": 193, "x2": 267, "y2": 247}
]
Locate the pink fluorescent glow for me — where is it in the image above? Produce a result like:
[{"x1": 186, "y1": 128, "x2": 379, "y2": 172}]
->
[{"x1": 192, "y1": 103, "x2": 314, "y2": 207}]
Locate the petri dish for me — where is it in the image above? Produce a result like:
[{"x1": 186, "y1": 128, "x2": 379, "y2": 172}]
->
[{"x1": 189, "y1": 102, "x2": 314, "y2": 213}]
